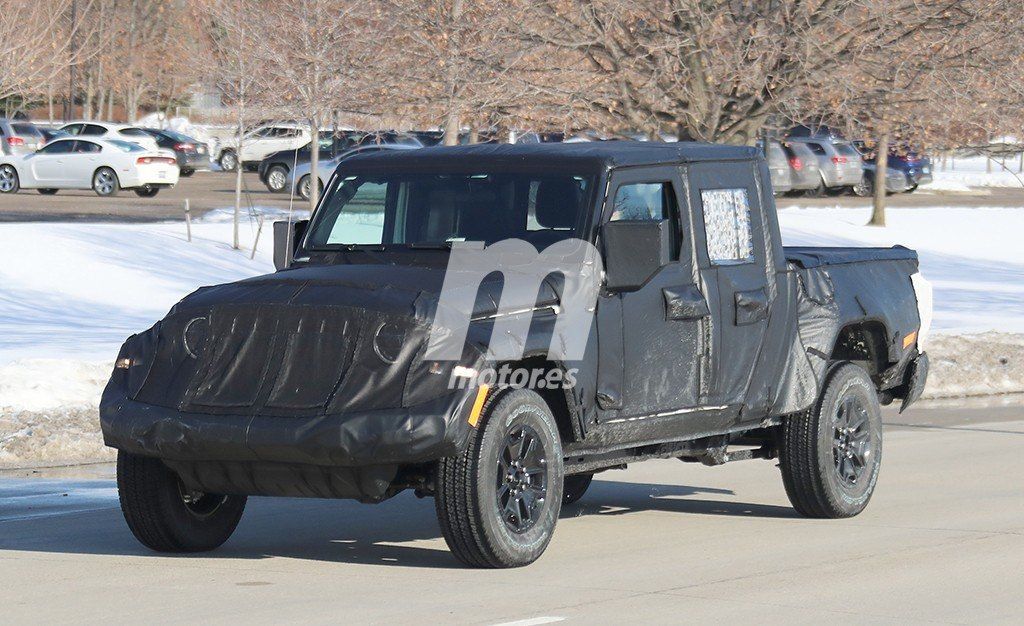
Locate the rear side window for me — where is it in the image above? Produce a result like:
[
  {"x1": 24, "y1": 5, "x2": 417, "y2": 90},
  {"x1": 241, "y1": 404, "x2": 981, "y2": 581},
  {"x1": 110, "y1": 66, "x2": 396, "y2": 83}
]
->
[
  {"x1": 73, "y1": 141, "x2": 101, "y2": 153},
  {"x1": 700, "y1": 188, "x2": 754, "y2": 264},
  {"x1": 119, "y1": 127, "x2": 149, "y2": 137},
  {"x1": 81, "y1": 124, "x2": 106, "y2": 136}
]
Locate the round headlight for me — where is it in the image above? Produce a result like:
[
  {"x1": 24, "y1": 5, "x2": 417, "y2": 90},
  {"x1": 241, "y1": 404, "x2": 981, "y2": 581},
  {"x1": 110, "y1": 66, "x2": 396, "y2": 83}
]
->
[
  {"x1": 373, "y1": 321, "x2": 406, "y2": 364},
  {"x1": 183, "y1": 316, "x2": 209, "y2": 359}
]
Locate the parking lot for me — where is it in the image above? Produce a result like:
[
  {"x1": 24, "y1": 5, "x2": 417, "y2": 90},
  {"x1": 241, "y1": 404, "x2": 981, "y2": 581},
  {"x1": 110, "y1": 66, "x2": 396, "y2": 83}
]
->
[{"x1": 0, "y1": 169, "x2": 1023, "y2": 223}]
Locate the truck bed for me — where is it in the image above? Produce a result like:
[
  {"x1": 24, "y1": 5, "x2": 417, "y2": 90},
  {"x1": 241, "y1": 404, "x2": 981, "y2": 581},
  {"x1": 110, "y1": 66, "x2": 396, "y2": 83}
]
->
[{"x1": 784, "y1": 245, "x2": 918, "y2": 269}]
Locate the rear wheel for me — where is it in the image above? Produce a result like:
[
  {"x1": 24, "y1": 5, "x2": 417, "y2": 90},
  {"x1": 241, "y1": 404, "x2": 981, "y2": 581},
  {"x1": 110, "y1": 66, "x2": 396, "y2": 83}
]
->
[
  {"x1": 905, "y1": 183, "x2": 918, "y2": 193},
  {"x1": 435, "y1": 388, "x2": 564, "y2": 568},
  {"x1": 804, "y1": 175, "x2": 827, "y2": 198},
  {"x1": 92, "y1": 167, "x2": 119, "y2": 197},
  {"x1": 38, "y1": 188, "x2": 58, "y2": 195},
  {"x1": 852, "y1": 175, "x2": 873, "y2": 197},
  {"x1": 117, "y1": 451, "x2": 247, "y2": 552},
  {"x1": 218, "y1": 150, "x2": 238, "y2": 172},
  {"x1": 297, "y1": 174, "x2": 323, "y2": 201},
  {"x1": 266, "y1": 165, "x2": 289, "y2": 192},
  {"x1": 180, "y1": 168, "x2": 195, "y2": 178},
  {"x1": 0, "y1": 164, "x2": 19, "y2": 193},
  {"x1": 134, "y1": 185, "x2": 159, "y2": 198},
  {"x1": 779, "y1": 363, "x2": 883, "y2": 518},
  {"x1": 562, "y1": 473, "x2": 594, "y2": 505}
]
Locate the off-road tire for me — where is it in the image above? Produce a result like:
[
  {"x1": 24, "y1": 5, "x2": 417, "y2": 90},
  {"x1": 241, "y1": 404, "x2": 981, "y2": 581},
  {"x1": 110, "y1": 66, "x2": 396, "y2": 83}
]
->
[
  {"x1": 779, "y1": 363, "x2": 883, "y2": 519},
  {"x1": 117, "y1": 451, "x2": 247, "y2": 553},
  {"x1": 562, "y1": 473, "x2": 594, "y2": 505},
  {"x1": 435, "y1": 388, "x2": 564, "y2": 568}
]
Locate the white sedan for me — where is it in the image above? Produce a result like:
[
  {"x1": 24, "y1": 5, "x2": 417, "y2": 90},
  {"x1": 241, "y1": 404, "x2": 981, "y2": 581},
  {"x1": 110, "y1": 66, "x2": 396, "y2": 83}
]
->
[
  {"x1": 59, "y1": 121, "x2": 161, "y2": 152},
  {"x1": 0, "y1": 137, "x2": 179, "y2": 197}
]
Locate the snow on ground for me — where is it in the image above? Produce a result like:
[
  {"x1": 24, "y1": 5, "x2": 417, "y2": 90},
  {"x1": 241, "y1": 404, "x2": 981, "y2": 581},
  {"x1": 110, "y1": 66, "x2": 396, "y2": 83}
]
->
[
  {"x1": 777, "y1": 205, "x2": 1024, "y2": 335},
  {"x1": 922, "y1": 154, "x2": 1024, "y2": 191},
  {"x1": 1, "y1": 204, "x2": 1023, "y2": 467}
]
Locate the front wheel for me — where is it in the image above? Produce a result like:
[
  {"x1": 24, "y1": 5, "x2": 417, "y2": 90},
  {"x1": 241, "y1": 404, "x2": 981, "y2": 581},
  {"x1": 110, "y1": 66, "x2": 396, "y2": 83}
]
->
[
  {"x1": 297, "y1": 174, "x2": 322, "y2": 201},
  {"x1": 92, "y1": 167, "x2": 119, "y2": 197},
  {"x1": 117, "y1": 451, "x2": 247, "y2": 552},
  {"x1": 779, "y1": 363, "x2": 883, "y2": 518},
  {"x1": 134, "y1": 185, "x2": 159, "y2": 198},
  {"x1": 0, "y1": 164, "x2": 20, "y2": 193},
  {"x1": 266, "y1": 165, "x2": 288, "y2": 192},
  {"x1": 435, "y1": 388, "x2": 564, "y2": 568}
]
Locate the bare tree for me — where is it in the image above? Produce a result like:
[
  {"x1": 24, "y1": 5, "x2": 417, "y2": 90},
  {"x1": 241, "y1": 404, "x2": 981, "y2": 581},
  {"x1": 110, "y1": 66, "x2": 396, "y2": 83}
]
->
[
  {"x1": 202, "y1": 0, "x2": 272, "y2": 249},
  {"x1": 253, "y1": 0, "x2": 371, "y2": 210}
]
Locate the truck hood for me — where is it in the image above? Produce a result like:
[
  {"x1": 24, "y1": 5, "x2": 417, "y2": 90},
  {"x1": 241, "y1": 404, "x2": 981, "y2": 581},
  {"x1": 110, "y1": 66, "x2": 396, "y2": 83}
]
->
[{"x1": 115, "y1": 262, "x2": 559, "y2": 417}]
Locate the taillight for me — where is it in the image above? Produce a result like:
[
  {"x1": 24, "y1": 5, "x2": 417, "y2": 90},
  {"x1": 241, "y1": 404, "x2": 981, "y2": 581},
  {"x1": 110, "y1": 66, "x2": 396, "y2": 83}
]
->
[
  {"x1": 789, "y1": 157, "x2": 803, "y2": 171},
  {"x1": 136, "y1": 156, "x2": 177, "y2": 165},
  {"x1": 174, "y1": 143, "x2": 194, "y2": 151},
  {"x1": 6, "y1": 137, "x2": 24, "y2": 146},
  {"x1": 831, "y1": 156, "x2": 848, "y2": 165}
]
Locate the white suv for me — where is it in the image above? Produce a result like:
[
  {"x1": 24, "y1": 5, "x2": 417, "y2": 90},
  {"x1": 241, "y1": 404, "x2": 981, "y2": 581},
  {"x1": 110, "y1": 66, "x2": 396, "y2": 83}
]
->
[{"x1": 214, "y1": 123, "x2": 311, "y2": 171}]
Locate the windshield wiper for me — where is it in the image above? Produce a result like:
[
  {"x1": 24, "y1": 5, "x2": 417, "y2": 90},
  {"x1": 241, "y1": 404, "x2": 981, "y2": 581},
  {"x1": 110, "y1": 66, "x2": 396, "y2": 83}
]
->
[{"x1": 407, "y1": 242, "x2": 453, "y2": 250}]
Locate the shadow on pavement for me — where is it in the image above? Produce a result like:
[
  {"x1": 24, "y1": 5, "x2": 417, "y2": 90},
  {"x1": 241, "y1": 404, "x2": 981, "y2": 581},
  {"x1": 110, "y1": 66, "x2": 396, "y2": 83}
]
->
[{"x1": 0, "y1": 477, "x2": 791, "y2": 569}]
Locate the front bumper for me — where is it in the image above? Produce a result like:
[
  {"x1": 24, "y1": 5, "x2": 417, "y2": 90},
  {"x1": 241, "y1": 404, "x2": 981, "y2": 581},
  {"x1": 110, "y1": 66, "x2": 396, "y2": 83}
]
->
[{"x1": 100, "y1": 376, "x2": 475, "y2": 468}]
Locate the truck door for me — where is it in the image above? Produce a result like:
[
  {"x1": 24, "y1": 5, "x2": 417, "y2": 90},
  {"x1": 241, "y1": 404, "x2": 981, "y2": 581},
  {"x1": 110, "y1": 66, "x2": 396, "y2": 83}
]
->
[
  {"x1": 686, "y1": 161, "x2": 772, "y2": 408},
  {"x1": 595, "y1": 166, "x2": 705, "y2": 418}
]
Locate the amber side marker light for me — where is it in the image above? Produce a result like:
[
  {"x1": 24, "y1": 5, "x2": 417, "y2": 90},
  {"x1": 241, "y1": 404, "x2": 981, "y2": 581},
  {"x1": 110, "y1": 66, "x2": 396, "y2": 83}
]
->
[
  {"x1": 903, "y1": 330, "x2": 918, "y2": 349},
  {"x1": 468, "y1": 384, "x2": 490, "y2": 427}
]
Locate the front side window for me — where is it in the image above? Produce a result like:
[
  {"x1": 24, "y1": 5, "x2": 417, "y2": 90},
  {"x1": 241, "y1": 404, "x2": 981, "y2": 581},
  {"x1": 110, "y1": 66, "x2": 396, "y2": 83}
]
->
[
  {"x1": 609, "y1": 182, "x2": 669, "y2": 221},
  {"x1": 700, "y1": 188, "x2": 754, "y2": 264},
  {"x1": 306, "y1": 170, "x2": 593, "y2": 249}
]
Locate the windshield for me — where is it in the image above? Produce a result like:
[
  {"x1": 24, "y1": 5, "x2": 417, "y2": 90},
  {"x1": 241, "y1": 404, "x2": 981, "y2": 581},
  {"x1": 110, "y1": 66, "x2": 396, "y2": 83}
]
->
[{"x1": 305, "y1": 170, "x2": 594, "y2": 249}]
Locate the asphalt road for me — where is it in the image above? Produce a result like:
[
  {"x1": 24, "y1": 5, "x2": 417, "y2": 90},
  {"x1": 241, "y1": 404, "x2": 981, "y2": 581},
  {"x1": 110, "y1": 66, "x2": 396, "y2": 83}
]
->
[
  {"x1": 1, "y1": 398, "x2": 1022, "y2": 624},
  {"x1": 0, "y1": 169, "x2": 1022, "y2": 222}
]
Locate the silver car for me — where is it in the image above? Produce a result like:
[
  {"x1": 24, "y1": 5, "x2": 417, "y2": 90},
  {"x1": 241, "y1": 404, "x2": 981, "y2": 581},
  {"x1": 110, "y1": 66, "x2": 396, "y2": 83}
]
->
[
  {"x1": 781, "y1": 141, "x2": 823, "y2": 193},
  {"x1": 788, "y1": 137, "x2": 863, "y2": 195},
  {"x1": 764, "y1": 140, "x2": 792, "y2": 195},
  {"x1": 0, "y1": 119, "x2": 43, "y2": 155}
]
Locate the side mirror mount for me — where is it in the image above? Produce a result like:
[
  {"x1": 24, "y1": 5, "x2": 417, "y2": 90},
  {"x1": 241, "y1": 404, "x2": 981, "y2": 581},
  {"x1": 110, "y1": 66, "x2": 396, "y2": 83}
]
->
[
  {"x1": 273, "y1": 219, "x2": 309, "y2": 270},
  {"x1": 601, "y1": 219, "x2": 671, "y2": 292}
]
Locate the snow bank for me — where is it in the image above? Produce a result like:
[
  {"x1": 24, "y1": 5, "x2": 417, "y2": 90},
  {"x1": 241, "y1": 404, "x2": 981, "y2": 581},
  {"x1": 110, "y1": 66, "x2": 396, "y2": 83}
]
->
[
  {"x1": 923, "y1": 155, "x2": 1024, "y2": 190},
  {"x1": 926, "y1": 333, "x2": 1024, "y2": 398}
]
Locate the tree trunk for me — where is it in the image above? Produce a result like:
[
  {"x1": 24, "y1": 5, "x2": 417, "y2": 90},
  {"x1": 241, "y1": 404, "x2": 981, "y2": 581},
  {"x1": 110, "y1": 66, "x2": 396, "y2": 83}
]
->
[
  {"x1": 106, "y1": 88, "x2": 114, "y2": 120},
  {"x1": 47, "y1": 84, "x2": 54, "y2": 125},
  {"x1": 233, "y1": 106, "x2": 243, "y2": 251},
  {"x1": 467, "y1": 126, "x2": 479, "y2": 144},
  {"x1": 869, "y1": 133, "x2": 889, "y2": 227},
  {"x1": 443, "y1": 109, "x2": 460, "y2": 146},
  {"x1": 308, "y1": 115, "x2": 320, "y2": 212}
]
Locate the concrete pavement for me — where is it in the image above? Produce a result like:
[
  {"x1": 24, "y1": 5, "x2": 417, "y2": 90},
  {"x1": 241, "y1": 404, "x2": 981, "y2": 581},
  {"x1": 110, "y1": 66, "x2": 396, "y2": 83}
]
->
[{"x1": 1, "y1": 400, "x2": 1022, "y2": 624}]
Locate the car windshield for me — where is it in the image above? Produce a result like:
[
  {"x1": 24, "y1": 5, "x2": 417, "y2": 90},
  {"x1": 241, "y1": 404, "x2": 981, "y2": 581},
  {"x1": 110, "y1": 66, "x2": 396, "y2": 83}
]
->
[
  {"x1": 305, "y1": 169, "x2": 595, "y2": 250},
  {"x1": 107, "y1": 139, "x2": 145, "y2": 152}
]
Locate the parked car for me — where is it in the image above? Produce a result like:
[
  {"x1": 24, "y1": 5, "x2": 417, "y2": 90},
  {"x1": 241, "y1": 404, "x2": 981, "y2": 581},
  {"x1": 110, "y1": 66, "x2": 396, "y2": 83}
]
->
[
  {"x1": 780, "y1": 141, "x2": 823, "y2": 194},
  {"x1": 761, "y1": 140, "x2": 793, "y2": 196},
  {"x1": 102, "y1": 142, "x2": 930, "y2": 568},
  {"x1": 787, "y1": 124, "x2": 846, "y2": 140},
  {"x1": 852, "y1": 159, "x2": 914, "y2": 197},
  {"x1": 59, "y1": 121, "x2": 161, "y2": 152},
  {"x1": 290, "y1": 143, "x2": 421, "y2": 200},
  {"x1": 212, "y1": 123, "x2": 311, "y2": 172},
  {"x1": 854, "y1": 141, "x2": 933, "y2": 192},
  {"x1": 0, "y1": 137, "x2": 179, "y2": 197},
  {"x1": 0, "y1": 119, "x2": 44, "y2": 155},
  {"x1": 139, "y1": 128, "x2": 210, "y2": 177},
  {"x1": 787, "y1": 137, "x2": 864, "y2": 196}
]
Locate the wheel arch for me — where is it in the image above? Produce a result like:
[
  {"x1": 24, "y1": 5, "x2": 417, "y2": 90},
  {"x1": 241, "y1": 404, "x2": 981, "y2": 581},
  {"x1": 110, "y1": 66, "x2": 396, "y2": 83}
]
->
[
  {"x1": 497, "y1": 354, "x2": 583, "y2": 446},
  {"x1": 830, "y1": 320, "x2": 890, "y2": 381}
]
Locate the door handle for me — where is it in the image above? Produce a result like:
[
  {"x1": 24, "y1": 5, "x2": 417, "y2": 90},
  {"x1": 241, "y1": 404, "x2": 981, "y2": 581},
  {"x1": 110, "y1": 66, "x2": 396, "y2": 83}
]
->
[
  {"x1": 734, "y1": 288, "x2": 768, "y2": 326},
  {"x1": 663, "y1": 285, "x2": 709, "y2": 320}
]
